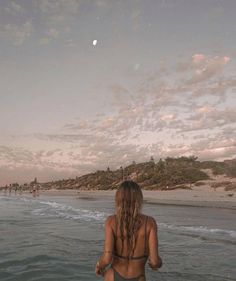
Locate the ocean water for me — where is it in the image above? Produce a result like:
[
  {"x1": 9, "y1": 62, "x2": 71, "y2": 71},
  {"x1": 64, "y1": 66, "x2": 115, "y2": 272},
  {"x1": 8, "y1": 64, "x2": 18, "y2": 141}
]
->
[{"x1": 0, "y1": 193, "x2": 235, "y2": 281}]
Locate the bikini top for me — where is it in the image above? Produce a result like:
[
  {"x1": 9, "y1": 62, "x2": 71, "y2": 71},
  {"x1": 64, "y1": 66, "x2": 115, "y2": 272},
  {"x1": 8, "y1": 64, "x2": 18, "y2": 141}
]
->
[{"x1": 113, "y1": 215, "x2": 149, "y2": 260}]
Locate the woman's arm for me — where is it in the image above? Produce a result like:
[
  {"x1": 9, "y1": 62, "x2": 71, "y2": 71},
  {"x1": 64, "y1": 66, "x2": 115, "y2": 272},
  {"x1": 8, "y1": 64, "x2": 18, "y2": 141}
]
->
[
  {"x1": 95, "y1": 215, "x2": 114, "y2": 276},
  {"x1": 148, "y1": 217, "x2": 162, "y2": 270}
]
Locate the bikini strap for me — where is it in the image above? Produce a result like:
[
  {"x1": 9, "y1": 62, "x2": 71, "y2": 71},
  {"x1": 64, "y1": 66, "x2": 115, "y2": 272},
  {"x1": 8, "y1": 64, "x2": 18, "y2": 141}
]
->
[
  {"x1": 144, "y1": 215, "x2": 148, "y2": 256},
  {"x1": 114, "y1": 215, "x2": 118, "y2": 237},
  {"x1": 114, "y1": 215, "x2": 118, "y2": 247},
  {"x1": 112, "y1": 215, "x2": 117, "y2": 255}
]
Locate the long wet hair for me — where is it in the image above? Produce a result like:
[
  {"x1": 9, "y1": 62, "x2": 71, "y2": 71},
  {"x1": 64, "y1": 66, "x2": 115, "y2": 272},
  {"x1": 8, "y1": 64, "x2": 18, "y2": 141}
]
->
[{"x1": 115, "y1": 180, "x2": 143, "y2": 257}]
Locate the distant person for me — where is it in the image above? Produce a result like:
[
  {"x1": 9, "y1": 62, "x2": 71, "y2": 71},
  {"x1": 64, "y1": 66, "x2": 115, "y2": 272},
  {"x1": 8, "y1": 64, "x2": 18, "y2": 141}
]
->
[
  {"x1": 36, "y1": 185, "x2": 40, "y2": 197},
  {"x1": 9, "y1": 184, "x2": 12, "y2": 196},
  {"x1": 19, "y1": 185, "x2": 23, "y2": 195},
  {"x1": 32, "y1": 185, "x2": 37, "y2": 197},
  {"x1": 95, "y1": 180, "x2": 162, "y2": 281}
]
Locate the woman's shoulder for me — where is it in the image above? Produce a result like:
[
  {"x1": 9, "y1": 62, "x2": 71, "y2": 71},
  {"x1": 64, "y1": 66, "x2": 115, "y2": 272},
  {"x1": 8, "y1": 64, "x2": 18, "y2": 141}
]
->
[
  {"x1": 104, "y1": 214, "x2": 116, "y2": 226},
  {"x1": 143, "y1": 214, "x2": 157, "y2": 228}
]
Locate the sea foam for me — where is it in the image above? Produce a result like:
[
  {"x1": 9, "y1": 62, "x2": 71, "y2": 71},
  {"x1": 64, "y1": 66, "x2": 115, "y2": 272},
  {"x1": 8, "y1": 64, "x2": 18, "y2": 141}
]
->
[
  {"x1": 32, "y1": 200, "x2": 107, "y2": 222},
  {"x1": 159, "y1": 222, "x2": 236, "y2": 239}
]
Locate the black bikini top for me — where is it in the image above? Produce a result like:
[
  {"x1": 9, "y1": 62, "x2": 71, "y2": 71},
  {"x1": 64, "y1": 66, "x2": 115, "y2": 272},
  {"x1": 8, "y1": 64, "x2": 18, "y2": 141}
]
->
[{"x1": 113, "y1": 215, "x2": 149, "y2": 260}]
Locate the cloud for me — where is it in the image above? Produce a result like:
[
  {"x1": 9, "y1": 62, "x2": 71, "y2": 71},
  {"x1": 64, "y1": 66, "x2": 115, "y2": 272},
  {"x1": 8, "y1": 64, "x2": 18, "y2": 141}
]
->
[
  {"x1": 59, "y1": 52, "x2": 235, "y2": 143},
  {"x1": 0, "y1": 144, "x2": 68, "y2": 169},
  {"x1": 111, "y1": 84, "x2": 130, "y2": 95},
  {"x1": 4, "y1": 1, "x2": 24, "y2": 14},
  {"x1": 50, "y1": 54, "x2": 235, "y2": 166},
  {"x1": 177, "y1": 54, "x2": 230, "y2": 82},
  {"x1": 191, "y1": 138, "x2": 236, "y2": 161},
  {"x1": 0, "y1": 145, "x2": 35, "y2": 164},
  {"x1": 189, "y1": 55, "x2": 230, "y2": 84},
  {"x1": 63, "y1": 120, "x2": 89, "y2": 130},
  {"x1": 64, "y1": 54, "x2": 234, "y2": 137},
  {"x1": 64, "y1": 38, "x2": 76, "y2": 47},
  {"x1": 46, "y1": 27, "x2": 59, "y2": 38},
  {"x1": 160, "y1": 0, "x2": 176, "y2": 8},
  {"x1": 35, "y1": 133, "x2": 94, "y2": 143},
  {"x1": 192, "y1": 54, "x2": 206, "y2": 64},
  {"x1": 95, "y1": 0, "x2": 110, "y2": 8},
  {"x1": 0, "y1": 132, "x2": 155, "y2": 185},
  {"x1": 178, "y1": 107, "x2": 236, "y2": 133},
  {"x1": 39, "y1": 37, "x2": 50, "y2": 45},
  {"x1": 0, "y1": 165, "x2": 75, "y2": 186},
  {"x1": 151, "y1": 133, "x2": 236, "y2": 162},
  {"x1": 39, "y1": 27, "x2": 60, "y2": 44},
  {"x1": 0, "y1": 22, "x2": 32, "y2": 45},
  {"x1": 33, "y1": 0, "x2": 81, "y2": 44},
  {"x1": 36, "y1": 0, "x2": 81, "y2": 16},
  {"x1": 35, "y1": 0, "x2": 81, "y2": 29},
  {"x1": 131, "y1": 8, "x2": 142, "y2": 31},
  {"x1": 1, "y1": 52, "x2": 235, "y2": 184}
]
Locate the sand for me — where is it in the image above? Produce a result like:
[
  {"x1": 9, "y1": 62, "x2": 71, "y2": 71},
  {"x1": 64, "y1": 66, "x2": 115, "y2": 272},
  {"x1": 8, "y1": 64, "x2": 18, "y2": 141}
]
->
[{"x1": 39, "y1": 186, "x2": 236, "y2": 209}]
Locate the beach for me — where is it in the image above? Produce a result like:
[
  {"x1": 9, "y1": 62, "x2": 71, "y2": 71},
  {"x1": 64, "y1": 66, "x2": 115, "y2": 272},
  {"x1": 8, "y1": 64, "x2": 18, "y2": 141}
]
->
[{"x1": 40, "y1": 185, "x2": 236, "y2": 209}]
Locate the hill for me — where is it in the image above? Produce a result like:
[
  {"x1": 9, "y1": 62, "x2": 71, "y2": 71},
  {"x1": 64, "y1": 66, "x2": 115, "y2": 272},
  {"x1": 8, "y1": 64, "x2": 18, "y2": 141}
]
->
[
  {"x1": 22, "y1": 156, "x2": 236, "y2": 191},
  {"x1": 2, "y1": 156, "x2": 236, "y2": 191}
]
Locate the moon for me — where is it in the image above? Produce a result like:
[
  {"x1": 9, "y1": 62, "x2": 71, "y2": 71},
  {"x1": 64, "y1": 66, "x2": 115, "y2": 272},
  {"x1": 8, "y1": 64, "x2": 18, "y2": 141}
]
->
[{"x1": 93, "y1": 40, "x2": 97, "y2": 46}]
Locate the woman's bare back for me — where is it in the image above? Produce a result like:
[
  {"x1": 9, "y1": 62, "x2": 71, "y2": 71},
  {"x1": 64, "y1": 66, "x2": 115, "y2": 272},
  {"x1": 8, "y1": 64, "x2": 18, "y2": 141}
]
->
[{"x1": 103, "y1": 213, "x2": 160, "y2": 281}]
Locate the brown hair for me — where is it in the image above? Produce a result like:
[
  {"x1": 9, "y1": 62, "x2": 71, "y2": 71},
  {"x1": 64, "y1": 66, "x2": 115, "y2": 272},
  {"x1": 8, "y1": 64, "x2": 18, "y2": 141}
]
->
[{"x1": 115, "y1": 180, "x2": 143, "y2": 257}]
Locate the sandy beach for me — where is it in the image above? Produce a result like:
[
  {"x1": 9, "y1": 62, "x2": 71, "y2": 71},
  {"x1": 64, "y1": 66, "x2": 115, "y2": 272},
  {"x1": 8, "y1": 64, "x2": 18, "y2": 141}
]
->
[{"x1": 40, "y1": 184, "x2": 236, "y2": 209}]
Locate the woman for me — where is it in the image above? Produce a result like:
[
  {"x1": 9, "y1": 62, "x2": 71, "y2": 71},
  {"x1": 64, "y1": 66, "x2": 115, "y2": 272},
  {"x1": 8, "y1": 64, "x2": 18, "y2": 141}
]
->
[{"x1": 95, "y1": 180, "x2": 162, "y2": 281}]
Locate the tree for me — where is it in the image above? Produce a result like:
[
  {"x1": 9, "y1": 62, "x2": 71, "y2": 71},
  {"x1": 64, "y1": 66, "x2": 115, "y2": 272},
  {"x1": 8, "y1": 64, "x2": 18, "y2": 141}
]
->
[
  {"x1": 120, "y1": 166, "x2": 124, "y2": 181},
  {"x1": 157, "y1": 158, "x2": 165, "y2": 173}
]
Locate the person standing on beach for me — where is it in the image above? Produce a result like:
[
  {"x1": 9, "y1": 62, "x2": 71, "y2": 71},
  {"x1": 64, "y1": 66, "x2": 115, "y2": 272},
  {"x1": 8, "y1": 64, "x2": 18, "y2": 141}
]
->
[
  {"x1": 95, "y1": 180, "x2": 162, "y2": 281},
  {"x1": 32, "y1": 185, "x2": 37, "y2": 197},
  {"x1": 19, "y1": 185, "x2": 23, "y2": 195},
  {"x1": 14, "y1": 184, "x2": 18, "y2": 195},
  {"x1": 9, "y1": 184, "x2": 12, "y2": 196},
  {"x1": 36, "y1": 184, "x2": 40, "y2": 197}
]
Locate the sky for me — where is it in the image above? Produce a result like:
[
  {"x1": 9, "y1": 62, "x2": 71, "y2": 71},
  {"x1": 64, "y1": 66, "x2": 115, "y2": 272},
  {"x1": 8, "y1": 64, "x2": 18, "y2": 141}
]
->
[{"x1": 0, "y1": 0, "x2": 236, "y2": 185}]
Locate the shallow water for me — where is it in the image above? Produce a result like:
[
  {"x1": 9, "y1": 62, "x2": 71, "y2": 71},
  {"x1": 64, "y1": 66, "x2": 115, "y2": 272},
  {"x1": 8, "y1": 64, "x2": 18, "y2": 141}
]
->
[{"x1": 0, "y1": 193, "x2": 235, "y2": 281}]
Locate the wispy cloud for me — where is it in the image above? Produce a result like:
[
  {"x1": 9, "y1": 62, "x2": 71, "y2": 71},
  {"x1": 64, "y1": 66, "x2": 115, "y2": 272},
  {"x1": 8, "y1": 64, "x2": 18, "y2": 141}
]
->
[
  {"x1": 36, "y1": 0, "x2": 81, "y2": 17},
  {"x1": 4, "y1": 1, "x2": 24, "y2": 15},
  {"x1": 0, "y1": 21, "x2": 32, "y2": 45},
  {"x1": 189, "y1": 54, "x2": 230, "y2": 84}
]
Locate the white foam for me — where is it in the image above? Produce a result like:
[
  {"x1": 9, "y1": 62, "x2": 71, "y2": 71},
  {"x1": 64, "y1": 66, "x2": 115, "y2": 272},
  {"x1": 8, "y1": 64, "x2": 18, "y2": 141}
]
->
[
  {"x1": 159, "y1": 222, "x2": 236, "y2": 238},
  {"x1": 31, "y1": 200, "x2": 107, "y2": 222}
]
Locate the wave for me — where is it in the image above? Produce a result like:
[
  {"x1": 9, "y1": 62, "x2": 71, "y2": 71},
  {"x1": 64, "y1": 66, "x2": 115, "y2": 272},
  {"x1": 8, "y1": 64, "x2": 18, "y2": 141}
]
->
[
  {"x1": 159, "y1": 222, "x2": 236, "y2": 239},
  {"x1": 31, "y1": 200, "x2": 107, "y2": 222},
  {"x1": 2, "y1": 195, "x2": 235, "y2": 240},
  {"x1": 0, "y1": 195, "x2": 107, "y2": 222}
]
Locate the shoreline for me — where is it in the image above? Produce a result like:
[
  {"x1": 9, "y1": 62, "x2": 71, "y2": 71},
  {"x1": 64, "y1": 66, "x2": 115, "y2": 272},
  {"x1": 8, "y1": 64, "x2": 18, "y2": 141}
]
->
[
  {"x1": 1, "y1": 189, "x2": 236, "y2": 209},
  {"x1": 38, "y1": 188, "x2": 236, "y2": 210}
]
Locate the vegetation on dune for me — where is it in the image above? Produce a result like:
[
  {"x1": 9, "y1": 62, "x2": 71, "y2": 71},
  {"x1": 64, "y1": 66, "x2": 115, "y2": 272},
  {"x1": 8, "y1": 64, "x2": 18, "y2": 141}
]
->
[
  {"x1": 197, "y1": 158, "x2": 236, "y2": 178},
  {"x1": 211, "y1": 181, "x2": 232, "y2": 189},
  {"x1": 133, "y1": 156, "x2": 209, "y2": 189},
  {"x1": 1, "y1": 156, "x2": 236, "y2": 191},
  {"x1": 224, "y1": 183, "x2": 236, "y2": 191}
]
